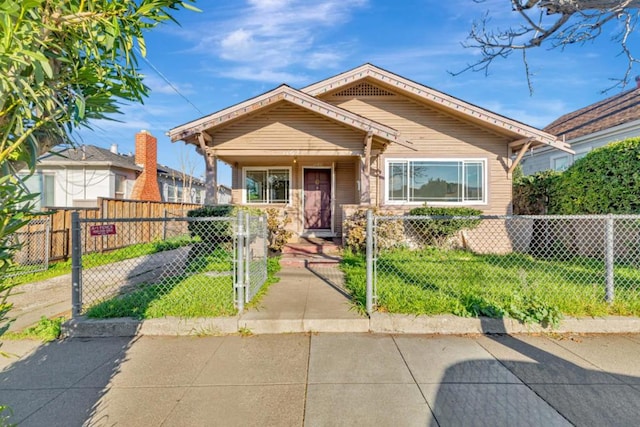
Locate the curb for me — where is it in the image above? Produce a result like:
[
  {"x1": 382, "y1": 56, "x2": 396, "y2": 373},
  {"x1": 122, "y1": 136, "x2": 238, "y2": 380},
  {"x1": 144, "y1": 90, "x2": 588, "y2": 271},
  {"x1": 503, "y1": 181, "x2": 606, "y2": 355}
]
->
[{"x1": 62, "y1": 314, "x2": 640, "y2": 338}]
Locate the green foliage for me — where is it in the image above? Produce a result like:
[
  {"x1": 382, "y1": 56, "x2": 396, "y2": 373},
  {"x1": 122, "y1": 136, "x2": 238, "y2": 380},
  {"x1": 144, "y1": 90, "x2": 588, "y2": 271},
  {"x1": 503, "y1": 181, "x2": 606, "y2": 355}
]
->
[
  {"x1": 343, "y1": 209, "x2": 405, "y2": 253},
  {"x1": 342, "y1": 246, "x2": 640, "y2": 326},
  {"x1": 265, "y1": 208, "x2": 293, "y2": 253},
  {"x1": 512, "y1": 170, "x2": 561, "y2": 215},
  {"x1": 408, "y1": 206, "x2": 482, "y2": 246},
  {"x1": 550, "y1": 138, "x2": 640, "y2": 214},
  {"x1": 5, "y1": 316, "x2": 64, "y2": 342},
  {"x1": 0, "y1": 0, "x2": 199, "y2": 166},
  {"x1": 187, "y1": 205, "x2": 235, "y2": 244}
]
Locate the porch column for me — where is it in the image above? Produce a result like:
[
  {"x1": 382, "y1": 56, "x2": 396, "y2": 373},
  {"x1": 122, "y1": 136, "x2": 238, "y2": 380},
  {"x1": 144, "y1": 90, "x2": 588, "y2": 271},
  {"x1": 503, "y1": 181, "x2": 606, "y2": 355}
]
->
[
  {"x1": 197, "y1": 132, "x2": 218, "y2": 205},
  {"x1": 360, "y1": 131, "x2": 373, "y2": 204}
]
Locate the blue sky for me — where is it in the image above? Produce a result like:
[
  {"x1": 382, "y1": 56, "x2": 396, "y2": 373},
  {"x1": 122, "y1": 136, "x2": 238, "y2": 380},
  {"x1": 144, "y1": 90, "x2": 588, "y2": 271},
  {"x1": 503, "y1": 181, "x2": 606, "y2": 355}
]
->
[{"x1": 75, "y1": 0, "x2": 639, "y2": 186}]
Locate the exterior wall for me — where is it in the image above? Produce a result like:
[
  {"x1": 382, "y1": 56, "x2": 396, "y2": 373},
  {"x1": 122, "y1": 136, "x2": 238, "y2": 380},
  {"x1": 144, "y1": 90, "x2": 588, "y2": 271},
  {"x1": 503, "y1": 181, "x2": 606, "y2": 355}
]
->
[
  {"x1": 32, "y1": 165, "x2": 117, "y2": 208},
  {"x1": 327, "y1": 95, "x2": 512, "y2": 215},
  {"x1": 521, "y1": 120, "x2": 640, "y2": 175},
  {"x1": 213, "y1": 103, "x2": 365, "y2": 154}
]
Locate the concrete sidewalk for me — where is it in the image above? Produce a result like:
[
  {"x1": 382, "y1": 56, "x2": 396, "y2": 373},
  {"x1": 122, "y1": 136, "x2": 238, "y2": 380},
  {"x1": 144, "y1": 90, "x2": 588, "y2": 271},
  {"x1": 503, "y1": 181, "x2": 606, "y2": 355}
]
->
[{"x1": 2, "y1": 333, "x2": 640, "y2": 426}]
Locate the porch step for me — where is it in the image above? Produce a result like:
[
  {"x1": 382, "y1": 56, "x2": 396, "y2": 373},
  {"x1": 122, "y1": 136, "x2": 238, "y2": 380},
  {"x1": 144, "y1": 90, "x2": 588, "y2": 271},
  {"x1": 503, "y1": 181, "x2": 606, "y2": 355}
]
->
[
  {"x1": 283, "y1": 239, "x2": 341, "y2": 256},
  {"x1": 280, "y1": 253, "x2": 341, "y2": 268}
]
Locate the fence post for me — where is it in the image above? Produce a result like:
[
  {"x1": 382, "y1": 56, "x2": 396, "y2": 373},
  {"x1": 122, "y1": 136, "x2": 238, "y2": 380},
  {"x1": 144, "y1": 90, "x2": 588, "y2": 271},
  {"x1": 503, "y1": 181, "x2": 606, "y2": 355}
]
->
[
  {"x1": 605, "y1": 214, "x2": 615, "y2": 304},
  {"x1": 71, "y1": 212, "x2": 82, "y2": 317},
  {"x1": 245, "y1": 212, "x2": 251, "y2": 303},
  {"x1": 162, "y1": 209, "x2": 168, "y2": 241},
  {"x1": 366, "y1": 209, "x2": 374, "y2": 315},
  {"x1": 236, "y1": 211, "x2": 245, "y2": 313}
]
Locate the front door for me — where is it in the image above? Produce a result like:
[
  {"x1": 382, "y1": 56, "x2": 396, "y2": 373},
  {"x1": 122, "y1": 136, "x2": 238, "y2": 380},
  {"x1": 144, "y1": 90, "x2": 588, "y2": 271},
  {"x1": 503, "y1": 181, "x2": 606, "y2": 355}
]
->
[{"x1": 304, "y1": 169, "x2": 331, "y2": 230}]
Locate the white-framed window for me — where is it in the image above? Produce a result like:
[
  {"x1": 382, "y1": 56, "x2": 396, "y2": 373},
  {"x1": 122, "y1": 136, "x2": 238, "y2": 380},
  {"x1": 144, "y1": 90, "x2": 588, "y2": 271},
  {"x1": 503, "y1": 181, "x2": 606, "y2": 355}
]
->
[
  {"x1": 551, "y1": 155, "x2": 570, "y2": 171},
  {"x1": 243, "y1": 167, "x2": 291, "y2": 204},
  {"x1": 385, "y1": 159, "x2": 487, "y2": 204},
  {"x1": 114, "y1": 174, "x2": 126, "y2": 199},
  {"x1": 573, "y1": 150, "x2": 590, "y2": 161}
]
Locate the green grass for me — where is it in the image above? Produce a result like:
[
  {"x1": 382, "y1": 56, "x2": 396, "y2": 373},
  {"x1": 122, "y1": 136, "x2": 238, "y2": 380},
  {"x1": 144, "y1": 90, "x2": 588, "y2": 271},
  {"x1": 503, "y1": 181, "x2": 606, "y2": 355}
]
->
[
  {"x1": 86, "y1": 251, "x2": 282, "y2": 319},
  {"x1": 5, "y1": 235, "x2": 195, "y2": 287},
  {"x1": 4, "y1": 316, "x2": 65, "y2": 342},
  {"x1": 341, "y1": 248, "x2": 640, "y2": 326}
]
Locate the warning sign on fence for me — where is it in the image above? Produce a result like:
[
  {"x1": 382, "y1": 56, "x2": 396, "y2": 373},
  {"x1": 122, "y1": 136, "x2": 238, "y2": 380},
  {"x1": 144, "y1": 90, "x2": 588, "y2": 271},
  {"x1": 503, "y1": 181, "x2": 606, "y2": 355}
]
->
[{"x1": 89, "y1": 224, "x2": 117, "y2": 236}]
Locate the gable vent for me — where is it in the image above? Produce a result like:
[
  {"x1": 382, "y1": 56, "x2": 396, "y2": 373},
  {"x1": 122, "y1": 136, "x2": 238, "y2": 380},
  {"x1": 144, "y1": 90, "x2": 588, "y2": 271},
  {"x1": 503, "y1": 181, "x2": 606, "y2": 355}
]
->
[{"x1": 332, "y1": 82, "x2": 396, "y2": 97}]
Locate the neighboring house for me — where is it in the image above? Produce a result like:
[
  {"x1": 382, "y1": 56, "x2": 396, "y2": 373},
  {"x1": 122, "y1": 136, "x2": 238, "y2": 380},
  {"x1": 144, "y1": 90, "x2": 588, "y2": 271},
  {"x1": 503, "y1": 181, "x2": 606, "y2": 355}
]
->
[
  {"x1": 521, "y1": 78, "x2": 640, "y2": 174},
  {"x1": 169, "y1": 64, "x2": 571, "y2": 239},
  {"x1": 23, "y1": 130, "x2": 208, "y2": 209}
]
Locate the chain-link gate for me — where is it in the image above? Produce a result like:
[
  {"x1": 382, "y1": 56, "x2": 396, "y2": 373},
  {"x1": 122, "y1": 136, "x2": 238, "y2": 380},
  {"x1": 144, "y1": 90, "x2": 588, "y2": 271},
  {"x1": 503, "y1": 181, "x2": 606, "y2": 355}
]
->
[
  {"x1": 71, "y1": 211, "x2": 267, "y2": 318},
  {"x1": 4, "y1": 217, "x2": 50, "y2": 279},
  {"x1": 365, "y1": 212, "x2": 640, "y2": 317}
]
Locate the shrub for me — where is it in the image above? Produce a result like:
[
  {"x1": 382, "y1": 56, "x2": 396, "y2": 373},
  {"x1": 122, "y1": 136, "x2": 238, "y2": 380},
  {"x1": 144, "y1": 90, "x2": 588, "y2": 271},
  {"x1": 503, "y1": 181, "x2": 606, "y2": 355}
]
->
[
  {"x1": 550, "y1": 137, "x2": 640, "y2": 214},
  {"x1": 512, "y1": 170, "x2": 561, "y2": 215},
  {"x1": 187, "y1": 205, "x2": 235, "y2": 244},
  {"x1": 265, "y1": 208, "x2": 293, "y2": 253},
  {"x1": 408, "y1": 206, "x2": 482, "y2": 246},
  {"x1": 343, "y1": 209, "x2": 404, "y2": 253}
]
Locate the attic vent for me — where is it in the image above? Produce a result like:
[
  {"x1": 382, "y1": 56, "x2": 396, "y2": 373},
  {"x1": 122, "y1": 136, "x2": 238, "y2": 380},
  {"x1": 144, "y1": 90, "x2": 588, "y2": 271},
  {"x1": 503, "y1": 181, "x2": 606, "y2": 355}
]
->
[{"x1": 333, "y1": 82, "x2": 396, "y2": 97}]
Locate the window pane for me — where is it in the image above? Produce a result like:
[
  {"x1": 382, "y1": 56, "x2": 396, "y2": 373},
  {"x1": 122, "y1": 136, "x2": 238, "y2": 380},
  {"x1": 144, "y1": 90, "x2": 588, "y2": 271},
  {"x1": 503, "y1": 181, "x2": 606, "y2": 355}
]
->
[
  {"x1": 43, "y1": 175, "x2": 55, "y2": 207},
  {"x1": 388, "y1": 162, "x2": 407, "y2": 201},
  {"x1": 268, "y1": 170, "x2": 289, "y2": 203},
  {"x1": 553, "y1": 156, "x2": 569, "y2": 171},
  {"x1": 246, "y1": 170, "x2": 267, "y2": 203},
  {"x1": 410, "y1": 161, "x2": 461, "y2": 202},
  {"x1": 464, "y1": 162, "x2": 483, "y2": 202}
]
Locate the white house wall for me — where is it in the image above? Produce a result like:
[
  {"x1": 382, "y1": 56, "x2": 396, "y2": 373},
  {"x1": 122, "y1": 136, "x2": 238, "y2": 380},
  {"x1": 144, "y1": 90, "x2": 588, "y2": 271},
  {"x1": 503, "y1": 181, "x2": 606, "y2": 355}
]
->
[{"x1": 521, "y1": 119, "x2": 640, "y2": 175}]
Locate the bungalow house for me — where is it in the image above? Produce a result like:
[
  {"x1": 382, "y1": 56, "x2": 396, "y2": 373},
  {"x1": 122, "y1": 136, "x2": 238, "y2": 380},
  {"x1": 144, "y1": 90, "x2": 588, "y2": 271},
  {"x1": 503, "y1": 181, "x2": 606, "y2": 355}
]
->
[
  {"x1": 169, "y1": 64, "x2": 572, "y2": 240},
  {"x1": 521, "y1": 77, "x2": 640, "y2": 174},
  {"x1": 22, "y1": 131, "x2": 229, "y2": 209}
]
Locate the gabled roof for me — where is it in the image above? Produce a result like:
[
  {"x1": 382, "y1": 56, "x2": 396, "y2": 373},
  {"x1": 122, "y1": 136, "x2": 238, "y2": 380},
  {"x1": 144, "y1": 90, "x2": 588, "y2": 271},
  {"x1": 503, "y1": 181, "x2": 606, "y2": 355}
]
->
[
  {"x1": 38, "y1": 145, "x2": 204, "y2": 185},
  {"x1": 168, "y1": 84, "x2": 408, "y2": 146},
  {"x1": 544, "y1": 86, "x2": 640, "y2": 141},
  {"x1": 302, "y1": 63, "x2": 571, "y2": 152},
  {"x1": 39, "y1": 145, "x2": 142, "y2": 170}
]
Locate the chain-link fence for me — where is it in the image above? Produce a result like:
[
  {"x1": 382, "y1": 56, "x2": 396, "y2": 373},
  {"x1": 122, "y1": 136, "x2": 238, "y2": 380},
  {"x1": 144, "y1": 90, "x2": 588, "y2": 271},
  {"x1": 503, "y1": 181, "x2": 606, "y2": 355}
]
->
[
  {"x1": 365, "y1": 213, "x2": 640, "y2": 319},
  {"x1": 3, "y1": 217, "x2": 50, "y2": 279},
  {"x1": 72, "y1": 212, "x2": 267, "y2": 318}
]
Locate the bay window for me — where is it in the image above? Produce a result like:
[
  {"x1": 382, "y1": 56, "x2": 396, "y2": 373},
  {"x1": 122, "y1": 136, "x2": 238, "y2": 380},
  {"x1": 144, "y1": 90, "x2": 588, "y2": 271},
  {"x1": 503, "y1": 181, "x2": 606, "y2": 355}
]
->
[{"x1": 386, "y1": 159, "x2": 486, "y2": 204}]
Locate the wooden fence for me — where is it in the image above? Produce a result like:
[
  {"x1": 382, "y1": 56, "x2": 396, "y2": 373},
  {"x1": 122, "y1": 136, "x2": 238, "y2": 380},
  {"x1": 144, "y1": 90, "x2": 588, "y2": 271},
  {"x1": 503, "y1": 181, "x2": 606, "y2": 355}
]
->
[{"x1": 42, "y1": 198, "x2": 201, "y2": 260}]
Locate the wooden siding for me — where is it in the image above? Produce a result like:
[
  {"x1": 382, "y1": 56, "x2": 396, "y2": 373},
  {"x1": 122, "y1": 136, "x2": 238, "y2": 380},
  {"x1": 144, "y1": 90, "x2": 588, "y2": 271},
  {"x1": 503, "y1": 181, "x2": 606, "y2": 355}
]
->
[
  {"x1": 334, "y1": 160, "x2": 358, "y2": 236},
  {"x1": 212, "y1": 103, "x2": 366, "y2": 155},
  {"x1": 325, "y1": 94, "x2": 512, "y2": 214}
]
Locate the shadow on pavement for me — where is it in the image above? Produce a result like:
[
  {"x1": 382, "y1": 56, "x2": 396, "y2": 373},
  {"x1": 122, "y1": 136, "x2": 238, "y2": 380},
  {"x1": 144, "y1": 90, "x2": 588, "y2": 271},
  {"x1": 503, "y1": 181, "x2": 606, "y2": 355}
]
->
[
  {"x1": 428, "y1": 319, "x2": 640, "y2": 426},
  {"x1": 0, "y1": 336, "x2": 136, "y2": 426}
]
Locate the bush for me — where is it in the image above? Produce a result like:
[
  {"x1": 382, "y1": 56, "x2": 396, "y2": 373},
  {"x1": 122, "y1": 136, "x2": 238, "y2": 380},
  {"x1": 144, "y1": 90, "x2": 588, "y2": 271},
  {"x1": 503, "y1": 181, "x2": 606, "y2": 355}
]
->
[
  {"x1": 512, "y1": 170, "x2": 560, "y2": 215},
  {"x1": 265, "y1": 208, "x2": 293, "y2": 254},
  {"x1": 550, "y1": 137, "x2": 640, "y2": 214},
  {"x1": 343, "y1": 209, "x2": 404, "y2": 253},
  {"x1": 187, "y1": 205, "x2": 235, "y2": 244},
  {"x1": 408, "y1": 206, "x2": 482, "y2": 246}
]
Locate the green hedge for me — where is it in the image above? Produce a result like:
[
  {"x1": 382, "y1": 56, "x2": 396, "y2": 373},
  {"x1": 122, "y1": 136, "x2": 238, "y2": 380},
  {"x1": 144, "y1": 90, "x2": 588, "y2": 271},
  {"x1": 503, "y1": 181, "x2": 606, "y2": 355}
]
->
[
  {"x1": 187, "y1": 205, "x2": 235, "y2": 244},
  {"x1": 550, "y1": 137, "x2": 640, "y2": 214},
  {"x1": 408, "y1": 206, "x2": 482, "y2": 246}
]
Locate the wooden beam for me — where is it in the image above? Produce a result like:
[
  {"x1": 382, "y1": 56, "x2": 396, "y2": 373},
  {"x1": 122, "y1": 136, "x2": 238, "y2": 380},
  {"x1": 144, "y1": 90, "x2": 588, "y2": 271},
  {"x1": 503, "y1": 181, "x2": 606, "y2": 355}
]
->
[
  {"x1": 197, "y1": 132, "x2": 218, "y2": 205},
  {"x1": 508, "y1": 137, "x2": 533, "y2": 148},
  {"x1": 508, "y1": 140, "x2": 533, "y2": 174},
  {"x1": 360, "y1": 132, "x2": 373, "y2": 204}
]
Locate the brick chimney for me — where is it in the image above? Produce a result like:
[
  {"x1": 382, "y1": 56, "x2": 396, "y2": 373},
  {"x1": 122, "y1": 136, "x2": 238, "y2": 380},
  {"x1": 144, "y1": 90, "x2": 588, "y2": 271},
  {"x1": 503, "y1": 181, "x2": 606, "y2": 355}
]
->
[{"x1": 130, "y1": 130, "x2": 161, "y2": 201}]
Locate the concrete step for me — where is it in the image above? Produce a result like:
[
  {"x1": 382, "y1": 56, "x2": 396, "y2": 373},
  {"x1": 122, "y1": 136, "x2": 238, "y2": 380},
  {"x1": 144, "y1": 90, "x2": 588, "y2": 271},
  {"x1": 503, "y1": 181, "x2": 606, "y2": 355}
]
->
[
  {"x1": 283, "y1": 242, "x2": 341, "y2": 255},
  {"x1": 280, "y1": 253, "x2": 341, "y2": 268}
]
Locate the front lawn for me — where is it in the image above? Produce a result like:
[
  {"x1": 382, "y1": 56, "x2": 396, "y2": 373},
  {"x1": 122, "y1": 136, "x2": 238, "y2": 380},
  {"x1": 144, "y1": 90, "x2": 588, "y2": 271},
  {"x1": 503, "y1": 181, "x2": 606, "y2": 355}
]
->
[{"x1": 341, "y1": 248, "x2": 640, "y2": 326}]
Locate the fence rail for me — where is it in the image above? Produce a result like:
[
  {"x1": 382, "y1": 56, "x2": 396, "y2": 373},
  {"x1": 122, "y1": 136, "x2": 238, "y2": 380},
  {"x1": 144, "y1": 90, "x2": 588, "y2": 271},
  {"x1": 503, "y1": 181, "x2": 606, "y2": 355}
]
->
[
  {"x1": 365, "y1": 213, "x2": 640, "y2": 319},
  {"x1": 72, "y1": 212, "x2": 267, "y2": 317},
  {"x1": 44, "y1": 198, "x2": 201, "y2": 260}
]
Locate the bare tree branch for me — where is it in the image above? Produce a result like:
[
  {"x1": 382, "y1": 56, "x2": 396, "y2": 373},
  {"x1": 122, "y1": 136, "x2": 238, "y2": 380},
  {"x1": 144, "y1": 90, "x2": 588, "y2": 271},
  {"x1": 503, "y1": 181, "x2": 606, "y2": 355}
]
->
[{"x1": 455, "y1": 0, "x2": 640, "y2": 93}]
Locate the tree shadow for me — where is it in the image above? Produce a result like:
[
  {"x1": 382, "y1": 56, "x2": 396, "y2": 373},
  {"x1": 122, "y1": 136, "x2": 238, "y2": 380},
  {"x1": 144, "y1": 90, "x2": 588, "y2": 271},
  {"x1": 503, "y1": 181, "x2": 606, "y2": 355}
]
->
[
  {"x1": 427, "y1": 319, "x2": 640, "y2": 426},
  {"x1": 0, "y1": 336, "x2": 136, "y2": 426}
]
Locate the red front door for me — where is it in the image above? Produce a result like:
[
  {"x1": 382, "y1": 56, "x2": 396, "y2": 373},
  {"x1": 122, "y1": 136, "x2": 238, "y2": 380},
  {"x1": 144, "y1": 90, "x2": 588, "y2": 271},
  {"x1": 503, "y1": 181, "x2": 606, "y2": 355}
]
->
[{"x1": 304, "y1": 169, "x2": 331, "y2": 230}]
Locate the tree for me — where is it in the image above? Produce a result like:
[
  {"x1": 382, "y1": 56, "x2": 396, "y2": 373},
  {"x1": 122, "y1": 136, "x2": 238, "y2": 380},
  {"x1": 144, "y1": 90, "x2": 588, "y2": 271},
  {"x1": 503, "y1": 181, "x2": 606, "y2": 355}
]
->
[
  {"x1": 0, "y1": 0, "x2": 198, "y2": 338},
  {"x1": 458, "y1": 0, "x2": 640, "y2": 91}
]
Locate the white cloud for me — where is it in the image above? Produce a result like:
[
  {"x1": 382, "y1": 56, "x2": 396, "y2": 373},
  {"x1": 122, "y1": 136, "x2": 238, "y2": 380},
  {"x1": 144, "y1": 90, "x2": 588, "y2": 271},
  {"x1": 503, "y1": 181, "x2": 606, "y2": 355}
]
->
[
  {"x1": 188, "y1": 0, "x2": 367, "y2": 82},
  {"x1": 144, "y1": 75, "x2": 195, "y2": 96}
]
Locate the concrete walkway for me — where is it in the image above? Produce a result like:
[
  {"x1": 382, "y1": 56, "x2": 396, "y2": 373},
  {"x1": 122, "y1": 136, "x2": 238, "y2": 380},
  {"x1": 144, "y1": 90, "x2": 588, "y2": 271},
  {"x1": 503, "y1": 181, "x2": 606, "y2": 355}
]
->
[
  {"x1": 2, "y1": 333, "x2": 640, "y2": 426},
  {"x1": 240, "y1": 264, "x2": 368, "y2": 333}
]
